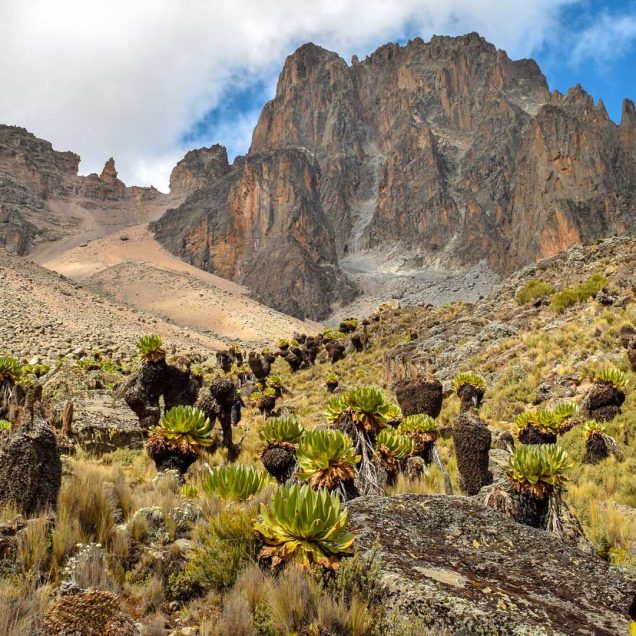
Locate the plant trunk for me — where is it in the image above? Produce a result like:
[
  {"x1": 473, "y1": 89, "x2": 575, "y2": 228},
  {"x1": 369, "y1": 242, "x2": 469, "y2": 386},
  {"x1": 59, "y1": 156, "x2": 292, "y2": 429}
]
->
[
  {"x1": 261, "y1": 443, "x2": 296, "y2": 482},
  {"x1": 457, "y1": 384, "x2": 485, "y2": 411},
  {"x1": 518, "y1": 424, "x2": 556, "y2": 445},
  {"x1": 393, "y1": 375, "x2": 443, "y2": 418},
  {"x1": 453, "y1": 410, "x2": 492, "y2": 496},
  {"x1": 583, "y1": 434, "x2": 610, "y2": 464},
  {"x1": 583, "y1": 381, "x2": 625, "y2": 422}
]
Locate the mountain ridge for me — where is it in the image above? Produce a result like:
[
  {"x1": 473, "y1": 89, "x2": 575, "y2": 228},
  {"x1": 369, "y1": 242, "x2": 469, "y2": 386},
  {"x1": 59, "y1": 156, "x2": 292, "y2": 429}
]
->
[
  {"x1": 152, "y1": 32, "x2": 636, "y2": 319},
  {"x1": 2, "y1": 32, "x2": 636, "y2": 322}
]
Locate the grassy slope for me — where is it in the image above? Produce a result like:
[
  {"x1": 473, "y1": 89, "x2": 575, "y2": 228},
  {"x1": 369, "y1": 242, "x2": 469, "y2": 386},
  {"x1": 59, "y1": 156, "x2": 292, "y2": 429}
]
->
[{"x1": 2, "y1": 236, "x2": 636, "y2": 634}]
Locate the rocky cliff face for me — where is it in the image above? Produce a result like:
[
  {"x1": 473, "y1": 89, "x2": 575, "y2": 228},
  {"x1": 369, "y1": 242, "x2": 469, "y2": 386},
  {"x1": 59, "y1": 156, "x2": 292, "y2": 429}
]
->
[
  {"x1": 0, "y1": 126, "x2": 166, "y2": 255},
  {"x1": 250, "y1": 33, "x2": 636, "y2": 273},
  {"x1": 153, "y1": 33, "x2": 636, "y2": 320},
  {"x1": 153, "y1": 148, "x2": 354, "y2": 319},
  {"x1": 168, "y1": 144, "x2": 231, "y2": 201}
]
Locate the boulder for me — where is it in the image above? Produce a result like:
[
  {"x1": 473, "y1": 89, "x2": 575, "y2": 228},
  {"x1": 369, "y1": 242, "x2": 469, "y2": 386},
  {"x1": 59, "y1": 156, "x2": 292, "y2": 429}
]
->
[
  {"x1": 71, "y1": 390, "x2": 144, "y2": 453},
  {"x1": 43, "y1": 589, "x2": 139, "y2": 636},
  {"x1": 347, "y1": 494, "x2": 635, "y2": 635},
  {"x1": 0, "y1": 417, "x2": 62, "y2": 515}
]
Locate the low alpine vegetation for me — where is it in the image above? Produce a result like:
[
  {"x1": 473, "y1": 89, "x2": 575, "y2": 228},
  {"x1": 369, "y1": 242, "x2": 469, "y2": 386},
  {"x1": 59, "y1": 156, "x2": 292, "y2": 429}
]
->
[
  {"x1": 295, "y1": 428, "x2": 360, "y2": 492},
  {"x1": 135, "y1": 334, "x2": 166, "y2": 363},
  {"x1": 550, "y1": 272, "x2": 607, "y2": 313},
  {"x1": 514, "y1": 279, "x2": 555, "y2": 305},
  {"x1": 253, "y1": 483, "x2": 355, "y2": 570},
  {"x1": 204, "y1": 464, "x2": 272, "y2": 502}
]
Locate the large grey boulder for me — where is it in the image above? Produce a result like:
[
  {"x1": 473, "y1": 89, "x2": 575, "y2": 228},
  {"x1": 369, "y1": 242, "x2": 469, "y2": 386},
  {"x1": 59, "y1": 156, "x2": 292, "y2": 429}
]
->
[
  {"x1": 69, "y1": 390, "x2": 144, "y2": 453},
  {"x1": 347, "y1": 494, "x2": 635, "y2": 635}
]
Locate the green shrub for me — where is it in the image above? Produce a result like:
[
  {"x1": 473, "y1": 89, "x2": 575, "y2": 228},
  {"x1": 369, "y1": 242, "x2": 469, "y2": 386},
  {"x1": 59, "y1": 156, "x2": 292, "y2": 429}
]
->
[
  {"x1": 452, "y1": 372, "x2": 486, "y2": 393},
  {"x1": 594, "y1": 367, "x2": 629, "y2": 389},
  {"x1": 326, "y1": 387, "x2": 395, "y2": 434},
  {"x1": 253, "y1": 483, "x2": 355, "y2": 570},
  {"x1": 204, "y1": 464, "x2": 272, "y2": 502},
  {"x1": 0, "y1": 356, "x2": 22, "y2": 384},
  {"x1": 135, "y1": 334, "x2": 165, "y2": 362},
  {"x1": 550, "y1": 273, "x2": 607, "y2": 313},
  {"x1": 375, "y1": 429, "x2": 415, "y2": 460},
  {"x1": 295, "y1": 429, "x2": 359, "y2": 489},
  {"x1": 582, "y1": 420, "x2": 606, "y2": 438},
  {"x1": 515, "y1": 279, "x2": 555, "y2": 305},
  {"x1": 20, "y1": 363, "x2": 50, "y2": 378},
  {"x1": 553, "y1": 402, "x2": 580, "y2": 422},
  {"x1": 156, "y1": 405, "x2": 217, "y2": 448},
  {"x1": 514, "y1": 409, "x2": 560, "y2": 434},
  {"x1": 398, "y1": 414, "x2": 437, "y2": 435}
]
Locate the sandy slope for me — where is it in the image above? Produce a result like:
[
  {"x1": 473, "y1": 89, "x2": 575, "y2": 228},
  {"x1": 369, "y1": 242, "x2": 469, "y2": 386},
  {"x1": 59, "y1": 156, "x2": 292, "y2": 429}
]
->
[
  {"x1": 0, "y1": 247, "x2": 224, "y2": 360},
  {"x1": 35, "y1": 224, "x2": 316, "y2": 343}
]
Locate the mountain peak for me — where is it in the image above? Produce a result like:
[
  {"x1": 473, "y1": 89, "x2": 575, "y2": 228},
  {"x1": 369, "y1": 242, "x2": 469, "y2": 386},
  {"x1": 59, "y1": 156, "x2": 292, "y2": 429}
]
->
[{"x1": 100, "y1": 157, "x2": 118, "y2": 184}]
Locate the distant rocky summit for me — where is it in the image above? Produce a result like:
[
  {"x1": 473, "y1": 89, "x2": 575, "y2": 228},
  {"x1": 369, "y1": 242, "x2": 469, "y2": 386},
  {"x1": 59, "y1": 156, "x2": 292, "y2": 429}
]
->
[
  {"x1": 153, "y1": 33, "x2": 636, "y2": 319},
  {"x1": 0, "y1": 125, "x2": 170, "y2": 255},
  {"x1": 3, "y1": 32, "x2": 636, "y2": 321}
]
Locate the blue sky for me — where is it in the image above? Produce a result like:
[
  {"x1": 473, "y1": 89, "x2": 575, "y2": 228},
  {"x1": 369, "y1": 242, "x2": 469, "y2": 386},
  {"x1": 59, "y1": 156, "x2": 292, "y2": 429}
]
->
[{"x1": 1, "y1": 1, "x2": 635, "y2": 190}]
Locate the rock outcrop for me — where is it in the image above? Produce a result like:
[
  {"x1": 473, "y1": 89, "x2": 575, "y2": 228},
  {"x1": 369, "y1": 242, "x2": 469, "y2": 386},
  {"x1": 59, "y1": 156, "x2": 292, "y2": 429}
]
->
[
  {"x1": 348, "y1": 494, "x2": 635, "y2": 635},
  {"x1": 153, "y1": 148, "x2": 355, "y2": 319},
  {"x1": 168, "y1": 144, "x2": 231, "y2": 201},
  {"x1": 153, "y1": 33, "x2": 636, "y2": 319},
  {"x1": 0, "y1": 126, "x2": 166, "y2": 255},
  {"x1": 43, "y1": 589, "x2": 140, "y2": 636}
]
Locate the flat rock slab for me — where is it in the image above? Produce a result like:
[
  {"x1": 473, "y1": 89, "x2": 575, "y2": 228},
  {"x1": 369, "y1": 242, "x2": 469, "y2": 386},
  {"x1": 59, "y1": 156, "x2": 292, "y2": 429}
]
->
[
  {"x1": 72, "y1": 391, "x2": 144, "y2": 454},
  {"x1": 347, "y1": 494, "x2": 635, "y2": 635}
]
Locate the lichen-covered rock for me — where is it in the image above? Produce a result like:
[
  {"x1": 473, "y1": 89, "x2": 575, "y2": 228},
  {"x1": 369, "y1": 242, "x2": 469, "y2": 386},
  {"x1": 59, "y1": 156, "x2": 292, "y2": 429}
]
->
[
  {"x1": 347, "y1": 494, "x2": 635, "y2": 635},
  {"x1": 0, "y1": 417, "x2": 62, "y2": 515},
  {"x1": 43, "y1": 589, "x2": 139, "y2": 636},
  {"x1": 69, "y1": 390, "x2": 144, "y2": 453}
]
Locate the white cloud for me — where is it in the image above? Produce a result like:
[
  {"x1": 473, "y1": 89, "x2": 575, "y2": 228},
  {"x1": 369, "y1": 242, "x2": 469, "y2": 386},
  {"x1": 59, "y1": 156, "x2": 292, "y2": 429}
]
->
[
  {"x1": 0, "y1": 0, "x2": 577, "y2": 191},
  {"x1": 570, "y1": 10, "x2": 636, "y2": 67}
]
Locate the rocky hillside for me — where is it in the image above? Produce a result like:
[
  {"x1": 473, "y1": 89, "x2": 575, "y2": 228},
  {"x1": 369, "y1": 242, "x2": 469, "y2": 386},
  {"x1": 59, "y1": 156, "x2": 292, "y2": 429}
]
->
[
  {"x1": 0, "y1": 247, "x2": 228, "y2": 360},
  {"x1": 0, "y1": 125, "x2": 174, "y2": 256},
  {"x1": 1, "y1": 234, "x2": 636, "y2": 635},
  {"x1": 153, "y1": 33, "x2": 636, "y2": 320},
  {"x1": 154, "y1": 148, "x2": 355, "y2": 319}
]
